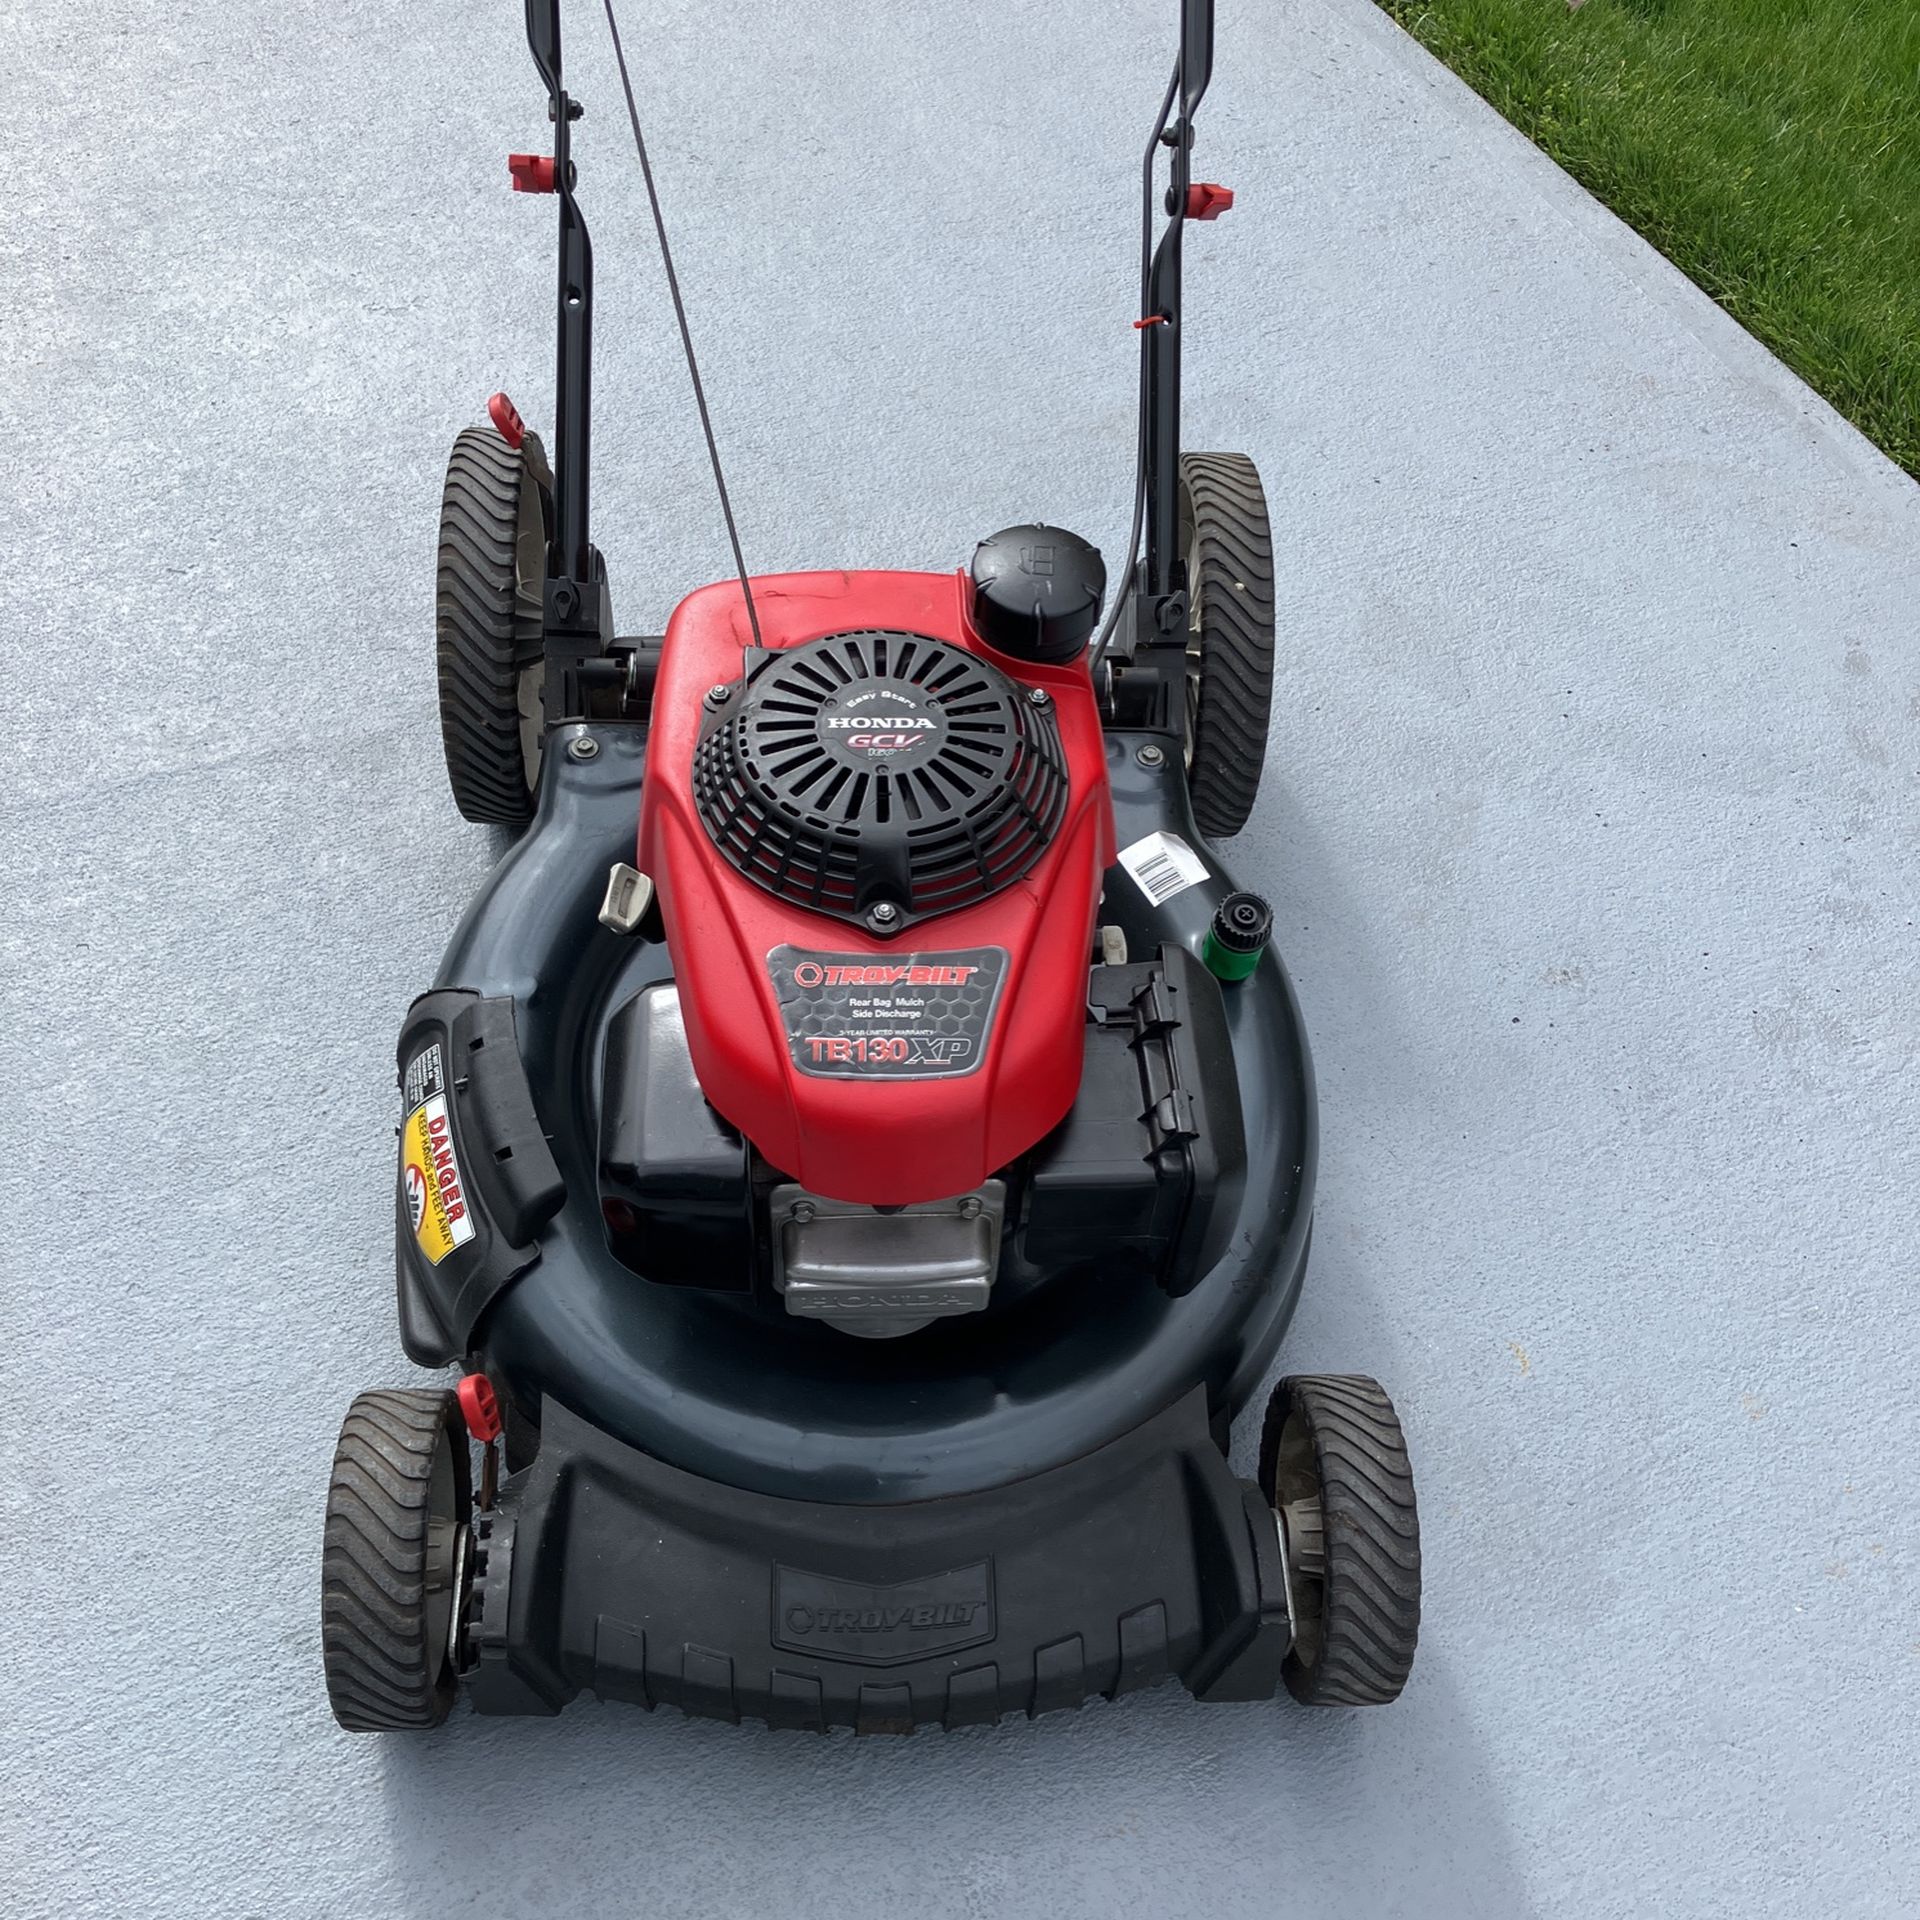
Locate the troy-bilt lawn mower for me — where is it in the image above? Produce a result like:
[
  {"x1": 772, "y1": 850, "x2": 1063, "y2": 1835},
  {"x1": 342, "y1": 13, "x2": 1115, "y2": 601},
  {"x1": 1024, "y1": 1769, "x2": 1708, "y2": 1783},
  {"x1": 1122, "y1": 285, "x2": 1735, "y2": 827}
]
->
[{"x1": 321, "y1": 0, "x2": 1421, "y2": 1735}]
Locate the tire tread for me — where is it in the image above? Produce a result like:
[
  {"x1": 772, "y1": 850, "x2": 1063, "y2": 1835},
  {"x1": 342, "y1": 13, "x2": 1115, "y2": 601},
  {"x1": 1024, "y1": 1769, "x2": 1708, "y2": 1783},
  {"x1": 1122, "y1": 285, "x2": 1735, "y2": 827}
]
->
[
  {"x1": 1263, "y1": 1373, "x2": 1421, "y2": 1707},
  {"x1": 1181, "y1": 450, "x2": 1276, "y2": 840},
  {"x1": 436, "y1": 428, "x2": 540, "y2": 826},
  {"x1": 321, "y1": 1388, "x2": 463, "y2": 1732}
]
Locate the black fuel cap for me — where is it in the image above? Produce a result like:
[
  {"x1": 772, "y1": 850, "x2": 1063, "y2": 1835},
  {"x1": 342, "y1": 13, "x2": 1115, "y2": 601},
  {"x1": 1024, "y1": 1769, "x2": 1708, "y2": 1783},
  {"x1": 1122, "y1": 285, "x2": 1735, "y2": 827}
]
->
[{"x1": 969, "y1": 525, "x2": 1106, "y2": 664}]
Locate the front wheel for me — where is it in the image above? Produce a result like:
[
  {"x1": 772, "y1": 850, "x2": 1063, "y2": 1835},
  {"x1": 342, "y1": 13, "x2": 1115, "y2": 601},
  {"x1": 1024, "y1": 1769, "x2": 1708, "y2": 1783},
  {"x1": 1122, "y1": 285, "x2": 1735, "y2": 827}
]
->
[
  {"x1": 321, "y1": 1388, "x2": 472, "y2": 1731},
  {"x1": 1261, "y1": 1373, "x2": 1421, "y2": 1706}
]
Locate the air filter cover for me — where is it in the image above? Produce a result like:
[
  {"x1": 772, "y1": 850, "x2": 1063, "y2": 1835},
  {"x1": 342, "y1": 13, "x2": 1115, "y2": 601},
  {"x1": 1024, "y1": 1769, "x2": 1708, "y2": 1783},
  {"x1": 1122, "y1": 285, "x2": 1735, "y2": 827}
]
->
[{"x1": 692, "y1": 630, "x2": 1069, "y2": 933}]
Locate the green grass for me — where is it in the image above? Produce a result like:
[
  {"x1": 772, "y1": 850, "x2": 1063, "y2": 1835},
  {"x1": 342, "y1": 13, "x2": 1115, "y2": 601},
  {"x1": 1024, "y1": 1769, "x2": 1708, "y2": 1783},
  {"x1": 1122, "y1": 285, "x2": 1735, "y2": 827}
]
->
[{"x1": 1377, "y1": 0, "x2": 1920, "y2": 477}]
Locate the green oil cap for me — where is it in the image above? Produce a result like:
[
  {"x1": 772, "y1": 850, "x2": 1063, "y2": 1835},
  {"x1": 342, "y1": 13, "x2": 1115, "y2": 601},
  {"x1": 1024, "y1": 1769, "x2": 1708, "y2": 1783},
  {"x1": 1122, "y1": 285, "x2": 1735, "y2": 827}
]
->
[{"x1": 1203, "y1": 890, "x2": 1273, "y2": 982}]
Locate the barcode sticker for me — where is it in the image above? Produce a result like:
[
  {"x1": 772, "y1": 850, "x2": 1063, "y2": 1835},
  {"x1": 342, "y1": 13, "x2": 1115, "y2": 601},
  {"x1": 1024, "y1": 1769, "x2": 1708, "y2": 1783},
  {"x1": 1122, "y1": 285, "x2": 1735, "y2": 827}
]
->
[{"x1": 1117, "y1": 830, "x2": 1209, "y2": 907}]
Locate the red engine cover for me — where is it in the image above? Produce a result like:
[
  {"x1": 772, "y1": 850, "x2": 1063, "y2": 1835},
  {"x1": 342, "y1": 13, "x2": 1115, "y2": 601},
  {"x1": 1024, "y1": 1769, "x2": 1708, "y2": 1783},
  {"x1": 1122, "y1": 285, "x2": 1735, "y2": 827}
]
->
[{"x1": 638, "y1": 569, "x2": 1115, "y2": 1205}]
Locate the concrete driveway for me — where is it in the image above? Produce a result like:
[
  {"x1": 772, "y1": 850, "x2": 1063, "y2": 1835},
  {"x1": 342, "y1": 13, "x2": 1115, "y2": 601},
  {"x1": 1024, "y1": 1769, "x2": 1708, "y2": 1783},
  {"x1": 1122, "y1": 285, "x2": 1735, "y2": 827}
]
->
[{"x1": 4, "y1": 0, "x2": 1915, "y2": 1913}]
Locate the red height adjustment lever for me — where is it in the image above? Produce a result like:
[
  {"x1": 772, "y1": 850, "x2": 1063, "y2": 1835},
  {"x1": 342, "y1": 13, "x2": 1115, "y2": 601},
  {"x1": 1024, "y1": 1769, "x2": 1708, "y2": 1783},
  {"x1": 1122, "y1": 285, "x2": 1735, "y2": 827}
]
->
[
  {"x1": 508, "y1": 152, "x2": 557, "y2": 194},
  {"x1": 1185, "y1": 181, "x2": 1235, "y2": 221},
  {"x1": 487, "y1": 391, "x2": 525, "y2": 450},
  {"x1": 456, "y1": 1373, "x2": 503, "y2": 1444}
]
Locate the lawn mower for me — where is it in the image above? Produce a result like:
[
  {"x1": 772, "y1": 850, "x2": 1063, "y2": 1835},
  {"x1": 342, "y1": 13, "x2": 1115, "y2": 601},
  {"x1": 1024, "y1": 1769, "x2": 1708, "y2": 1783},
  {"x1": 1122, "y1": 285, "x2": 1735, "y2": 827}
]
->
[{"x1": 321, "y1": 0, "x2": 1421, "y2": 1734}]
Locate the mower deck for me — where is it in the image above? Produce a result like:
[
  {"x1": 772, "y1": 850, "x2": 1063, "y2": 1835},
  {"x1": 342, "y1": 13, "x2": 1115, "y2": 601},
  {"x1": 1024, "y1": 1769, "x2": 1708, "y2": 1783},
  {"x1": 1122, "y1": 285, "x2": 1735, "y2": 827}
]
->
[
  {"x1": 396, "y1": 722, "x2": 1315, "y2": 1504},
  {"x1": 467, "y1": 1385, "x2": 1292, "y2": 1729}
]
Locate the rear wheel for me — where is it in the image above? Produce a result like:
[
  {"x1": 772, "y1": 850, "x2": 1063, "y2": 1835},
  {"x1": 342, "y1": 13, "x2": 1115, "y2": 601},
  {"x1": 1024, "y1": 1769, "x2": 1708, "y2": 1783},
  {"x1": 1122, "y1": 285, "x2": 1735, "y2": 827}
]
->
[
  {"x1": 1261, "y1": 1373, "x2": 1421, "y2": 1706},
  {"x1": 321, "y1": 1388, "x2": 472, "y2": 1731},
  {"x1": 435, "y1": 426, "x2": 548, "y2": 825},
  {"x1": 1179, "y1": 451, "x2": 1276, "y2": 840}
]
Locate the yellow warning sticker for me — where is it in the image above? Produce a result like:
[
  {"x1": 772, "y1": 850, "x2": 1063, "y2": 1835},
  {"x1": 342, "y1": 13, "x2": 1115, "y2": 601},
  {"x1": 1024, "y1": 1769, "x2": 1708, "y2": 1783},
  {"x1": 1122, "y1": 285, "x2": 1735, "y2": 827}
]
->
[{"x1": 399, "y1": 1043, "x2": 474, "y2": 1266}]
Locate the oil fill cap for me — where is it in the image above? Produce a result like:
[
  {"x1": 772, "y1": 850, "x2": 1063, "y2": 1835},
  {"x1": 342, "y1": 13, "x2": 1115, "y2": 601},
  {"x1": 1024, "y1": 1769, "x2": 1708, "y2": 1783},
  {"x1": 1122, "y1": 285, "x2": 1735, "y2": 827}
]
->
[{"x1": 969, "y1": 525, "x2": 1106, "y2": 664}]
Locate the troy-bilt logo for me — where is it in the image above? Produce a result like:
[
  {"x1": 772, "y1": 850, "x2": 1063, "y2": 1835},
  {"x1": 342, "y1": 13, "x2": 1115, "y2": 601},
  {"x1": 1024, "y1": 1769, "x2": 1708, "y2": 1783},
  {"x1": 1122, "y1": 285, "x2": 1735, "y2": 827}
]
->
[
  {"x1": 784, "y1": 1601, "x2": 988, "y2": 1635},
  {"x1": 772, "y1": 1561, "x2": 996, "y2": 1668},
  {"x1": 789, "y1": 962, "x2": 980, "y2": 988}
]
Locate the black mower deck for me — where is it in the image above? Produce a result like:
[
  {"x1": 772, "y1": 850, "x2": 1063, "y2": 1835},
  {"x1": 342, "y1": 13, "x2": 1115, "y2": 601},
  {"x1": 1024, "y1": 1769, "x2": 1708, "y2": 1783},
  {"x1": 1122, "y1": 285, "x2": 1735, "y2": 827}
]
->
[
  {"x1": 396, "y1": 729, "x2": 1315, "y2": 1504},
  {"x1": 466, "y1": 1386, "x2": 1292, "y2": 1730}
]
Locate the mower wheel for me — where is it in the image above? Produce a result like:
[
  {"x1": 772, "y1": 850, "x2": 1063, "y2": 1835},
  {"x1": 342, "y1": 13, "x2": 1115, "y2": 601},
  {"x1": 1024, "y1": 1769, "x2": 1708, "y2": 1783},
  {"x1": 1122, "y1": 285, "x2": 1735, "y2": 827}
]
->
[
  {"x1": 1179, "y1": 451, "x2": 1275, "y2": 840},
  {"x1": 321, "y1": 1388, "x2": 472, "y2": 1732},
  {"x1": 1260, "y1": 1373, "x2": 1420, "y2": 1706},
  {"x1": 436, "y1": 425, "x2": 548, "y2": 826}
]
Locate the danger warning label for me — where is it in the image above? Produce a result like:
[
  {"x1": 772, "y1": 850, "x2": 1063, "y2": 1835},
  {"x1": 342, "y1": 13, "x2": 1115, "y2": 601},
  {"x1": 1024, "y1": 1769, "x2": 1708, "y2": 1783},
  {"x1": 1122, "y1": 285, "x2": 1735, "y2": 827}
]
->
[
  {"x1": 768, "y1": 946, "x2": 1008, "y2": 1080},
  {"x1": 399, "y1": 1042, "x2": 474, "y2": 1265}
]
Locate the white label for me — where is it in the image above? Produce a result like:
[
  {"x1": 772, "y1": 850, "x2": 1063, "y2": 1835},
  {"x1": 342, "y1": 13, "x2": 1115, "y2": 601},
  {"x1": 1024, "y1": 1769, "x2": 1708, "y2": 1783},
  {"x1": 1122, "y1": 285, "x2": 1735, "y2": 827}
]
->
[{"x1": 1117, "y1": 830, "x2": 1209, "y2": 906}]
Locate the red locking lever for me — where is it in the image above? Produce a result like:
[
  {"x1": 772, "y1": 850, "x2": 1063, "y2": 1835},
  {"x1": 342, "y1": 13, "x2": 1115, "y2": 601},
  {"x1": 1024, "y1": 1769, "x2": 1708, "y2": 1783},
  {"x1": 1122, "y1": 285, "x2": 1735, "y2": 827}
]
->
[
  {"x1": 456, "y1": 1372, "x2": 503, "y2": 1444},
  {"x1": 508, "y1": 153, "x2": 557, "y2": 194},
  {"x1": 486, "y1": 392, "x2": 526, "y2": 449},
  {"x1": 1185, "y1": 181, "x2": 1234, "y2": 221}
]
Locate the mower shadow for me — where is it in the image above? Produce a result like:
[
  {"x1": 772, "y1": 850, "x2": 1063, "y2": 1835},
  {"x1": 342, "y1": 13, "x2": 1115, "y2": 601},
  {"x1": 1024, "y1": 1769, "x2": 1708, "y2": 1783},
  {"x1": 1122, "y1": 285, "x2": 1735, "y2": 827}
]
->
[{"x1": 371, "y1": 1651, "x2": 1525, "y2": 1916}]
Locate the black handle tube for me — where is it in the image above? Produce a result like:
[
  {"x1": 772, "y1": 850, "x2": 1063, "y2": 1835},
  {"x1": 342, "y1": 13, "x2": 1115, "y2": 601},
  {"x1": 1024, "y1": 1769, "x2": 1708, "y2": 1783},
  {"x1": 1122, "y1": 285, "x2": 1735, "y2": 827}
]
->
[
  {"x1": 1139, "y1": 0, "x2": 1216, "y2": 616},
  {"x1": 524, "y1": 0, "x2": 596, "y2": 592}
]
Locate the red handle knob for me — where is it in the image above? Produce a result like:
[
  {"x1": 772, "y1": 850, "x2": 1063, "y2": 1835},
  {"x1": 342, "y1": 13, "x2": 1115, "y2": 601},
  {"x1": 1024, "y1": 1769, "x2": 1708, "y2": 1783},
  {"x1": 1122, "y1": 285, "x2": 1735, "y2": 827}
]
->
[
  {"x1": 1185, "y1": 181, "x2": 1234, "y2": 221},
  {"x1": 487, "y1": 392, "x2": 525, "y2": 449},
  {"x1": 456, "y1": 1373, "x2": 503, "y2": 1444}
]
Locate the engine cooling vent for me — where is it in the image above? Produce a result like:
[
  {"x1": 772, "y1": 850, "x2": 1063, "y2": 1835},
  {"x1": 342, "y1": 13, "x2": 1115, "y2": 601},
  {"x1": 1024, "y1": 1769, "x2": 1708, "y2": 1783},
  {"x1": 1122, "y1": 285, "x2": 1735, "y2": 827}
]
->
[{"x1": 691, "y1": 629, "x2": 1069, "y2": 934}]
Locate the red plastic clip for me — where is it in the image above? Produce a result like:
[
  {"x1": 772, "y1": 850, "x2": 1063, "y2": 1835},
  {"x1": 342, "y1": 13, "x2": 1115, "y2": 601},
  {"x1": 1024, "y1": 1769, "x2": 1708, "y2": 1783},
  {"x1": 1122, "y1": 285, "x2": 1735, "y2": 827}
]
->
[
  {"x1": 508, "y1": 153, "x2": 557, "y2": 194},
  {"x1": 487, "y1": 391, "x2": 526, "y2": 449},
  {"x1": 456, "y1": 1373, "x2": 503, "y2": 1444},
  {"x1": 1132, "y1": 314, "x2": 1168, "y2": 330},
  {"x1": 1185, "y1": 182, "x2": 1234, "y2": 221}
]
